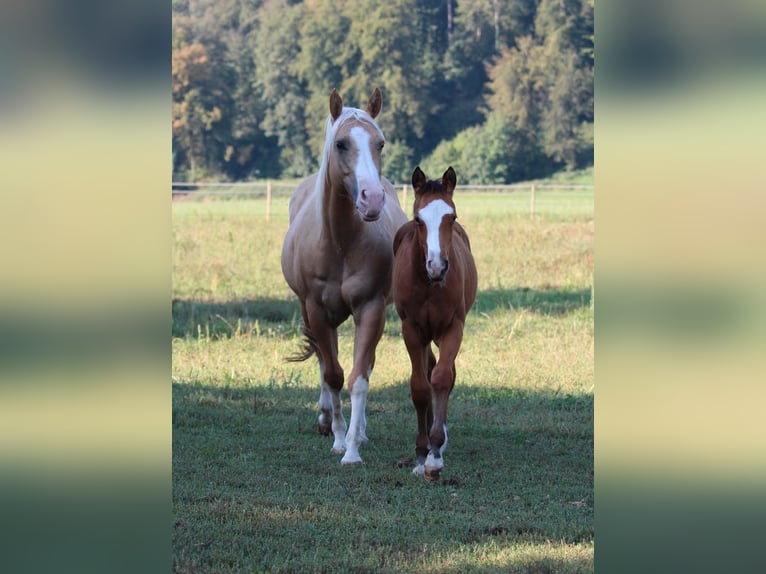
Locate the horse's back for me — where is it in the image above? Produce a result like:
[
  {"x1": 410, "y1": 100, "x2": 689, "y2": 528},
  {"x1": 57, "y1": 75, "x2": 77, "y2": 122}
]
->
[
  {"x1": 287, "y1": 174, "x2": 318, "y2": 224},
  {"x1": 381, "y1": 177, "x2": 408, "y2": 236},
  {"x1": 282, "y1": 174, "x2": 320, "y2": 296}
]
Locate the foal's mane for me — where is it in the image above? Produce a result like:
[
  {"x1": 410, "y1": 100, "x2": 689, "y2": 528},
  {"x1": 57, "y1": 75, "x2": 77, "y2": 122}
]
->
[{"x1": 313, "y1": 107, "x2": 385, "y2": 200}]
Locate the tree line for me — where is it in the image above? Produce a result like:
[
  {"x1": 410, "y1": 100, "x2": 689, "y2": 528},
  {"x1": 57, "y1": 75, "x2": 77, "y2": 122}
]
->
[{"x1": 172, "y1": 0, "x2": 593, "y2": 184}]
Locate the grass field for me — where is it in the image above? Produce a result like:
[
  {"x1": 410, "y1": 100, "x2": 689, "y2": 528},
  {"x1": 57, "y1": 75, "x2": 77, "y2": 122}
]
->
[{"x1": 172, "y1": 189, "x2": 594, "y2": 573}]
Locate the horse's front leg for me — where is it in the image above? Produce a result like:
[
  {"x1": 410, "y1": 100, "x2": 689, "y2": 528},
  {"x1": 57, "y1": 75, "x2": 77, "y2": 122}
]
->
[
  {"x1": 341, "y1": 298, "x2": 386, "y2": 465},
  {"x1": 425, "y1": 321, "x2": 464, "y2": 482},
  {"x1": 305, "y1": 300, "x2": 346, "y2": 454},
  {"x1": 402, "y1": 320, "x2": 432, "y2": 476}
]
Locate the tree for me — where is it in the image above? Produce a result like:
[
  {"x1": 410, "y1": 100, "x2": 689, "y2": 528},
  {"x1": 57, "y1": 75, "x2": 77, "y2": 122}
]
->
[
  {"x1": 172, "y1": 41, "x2": 229, "y2": 180},
  {"x1": 255, "y1": 0, "x2": 313, "y2": 177}
]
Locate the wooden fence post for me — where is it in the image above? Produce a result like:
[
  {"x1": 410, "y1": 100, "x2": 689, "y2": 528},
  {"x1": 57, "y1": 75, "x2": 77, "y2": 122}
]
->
[
  {"x1": 266, "y1": 180, "x2": 272, "y2": 222},
  {"x1": 402, "y1": 184, "x2": 408, "y2": 208},
  {"x1": 530, "y1": 183, "x2": 536, "y2": 218}
]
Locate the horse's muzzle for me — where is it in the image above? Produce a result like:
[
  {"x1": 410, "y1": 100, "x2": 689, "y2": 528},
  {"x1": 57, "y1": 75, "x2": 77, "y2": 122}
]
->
[
  {"x1": 357, "y1": 186, "x2": 385, "y2": 222},
  {"x1": 360, "y1": 209, "x2": 382, "y2": 222}
]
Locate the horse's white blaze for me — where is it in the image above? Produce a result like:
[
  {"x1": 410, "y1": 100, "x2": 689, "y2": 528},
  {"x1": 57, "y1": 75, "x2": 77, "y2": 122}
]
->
[
  {"x1": 350, "y1": 126, "x2": 378, "y2": 183},
  {"x1": 341, "y1": 375, "x2": 369, "y2": 464},
  {"x1": 418, "y1": 199, "x2": 454, "y2": 278},
  {"x1": 350, "y1": 125, "x2": 384, "y2": 218}
]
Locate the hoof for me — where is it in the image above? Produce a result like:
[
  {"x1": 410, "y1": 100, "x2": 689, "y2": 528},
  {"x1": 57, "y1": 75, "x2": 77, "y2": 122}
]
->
[
  {"x1": 424, "y1": 467, "x2": 442, "y2": 483},
  {"x1": 317, "y1": 415, "x2": 332, "y2": 436},
  {"x1": 341, "y1": 453, "x2": 363, "y2": 466}
]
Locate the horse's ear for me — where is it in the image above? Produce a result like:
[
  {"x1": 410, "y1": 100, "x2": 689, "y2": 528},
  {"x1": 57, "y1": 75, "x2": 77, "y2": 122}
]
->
[
  {"x1": 330, "y1": 89, "x2": 343, "y2": 122},
  {"x1": 412, "y1": 166, "x2": 426, "y2": 193},
  {"x1": 442, "y1": 166, "x2": 457, "y2": 195},
  {"x1": 366, "y1": 87, "x2": 382, "y2": 119}
]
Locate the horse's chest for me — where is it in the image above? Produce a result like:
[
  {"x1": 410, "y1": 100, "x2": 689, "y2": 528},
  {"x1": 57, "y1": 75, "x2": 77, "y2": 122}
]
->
[{"x1": 404, "y1": 296, "x2": 453, "y2": 340}]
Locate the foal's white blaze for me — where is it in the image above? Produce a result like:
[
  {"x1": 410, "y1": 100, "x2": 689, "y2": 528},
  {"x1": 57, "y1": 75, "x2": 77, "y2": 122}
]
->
[
  {"x1": 341, "y1": 374, "x2": 369, "y2": 465},
  {"x1": 349, "y1": 125, "x2": 385, "y2": 220},
  {"x1": 418, "y1": 199, "x2": 455, "y2": 279}
]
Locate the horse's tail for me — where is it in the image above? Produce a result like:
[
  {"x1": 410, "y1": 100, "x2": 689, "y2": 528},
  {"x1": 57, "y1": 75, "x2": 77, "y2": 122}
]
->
[{"x1": 285, "y1": 322, "x2": 319, "y2": 363}]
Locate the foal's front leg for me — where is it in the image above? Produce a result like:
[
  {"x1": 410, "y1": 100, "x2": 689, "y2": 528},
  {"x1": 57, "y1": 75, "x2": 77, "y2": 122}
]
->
[
  {"x1": 425, "y1": 322, "x2": 464, "y2": 482},
  {"x1": 402, "y1": 320, "x2": 432, "y2": 476}
]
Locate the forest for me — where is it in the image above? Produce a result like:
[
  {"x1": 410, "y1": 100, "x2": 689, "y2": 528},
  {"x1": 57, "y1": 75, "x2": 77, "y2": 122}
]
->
[{"x1": 172, "y1": 0, "x2": 593, "y2": 184}]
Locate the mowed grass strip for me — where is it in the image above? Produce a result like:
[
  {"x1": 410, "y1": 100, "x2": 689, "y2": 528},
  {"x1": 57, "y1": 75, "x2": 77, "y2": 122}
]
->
[{"x1": 173, "y1": 191, "x2": 593, "y2": 573}]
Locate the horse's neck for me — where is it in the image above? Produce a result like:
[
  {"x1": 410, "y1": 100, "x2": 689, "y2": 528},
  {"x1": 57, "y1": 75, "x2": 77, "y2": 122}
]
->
[{"x1": 320, "y1": 175, "x2": 360, "y2": 251}]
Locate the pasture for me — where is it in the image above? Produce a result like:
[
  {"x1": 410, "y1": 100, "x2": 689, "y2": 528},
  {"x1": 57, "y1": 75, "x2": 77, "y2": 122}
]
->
[{"x1": 172, "y1": 189, "x2": 594, "y2": 573}]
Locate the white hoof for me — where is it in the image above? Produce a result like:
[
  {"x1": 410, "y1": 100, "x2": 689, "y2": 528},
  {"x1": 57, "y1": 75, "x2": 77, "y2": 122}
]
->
[
  {"x1": 412, "y1": 464, "x2": 425, "y2": 476},
  {"x1": 341, "y1": 452, "x2": 363, "y2": 465}
]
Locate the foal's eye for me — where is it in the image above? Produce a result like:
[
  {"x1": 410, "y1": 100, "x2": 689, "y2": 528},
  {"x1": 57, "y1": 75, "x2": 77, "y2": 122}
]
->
[
  {"x1": 335, "y1": 139, "x2": 348, "y2": 151},
  {"x1": 377, "y1": 141, "x2": 385, "y2": 151},
  {"x1": 414, "y1": 216, "x2": 422, "y2": 225}
]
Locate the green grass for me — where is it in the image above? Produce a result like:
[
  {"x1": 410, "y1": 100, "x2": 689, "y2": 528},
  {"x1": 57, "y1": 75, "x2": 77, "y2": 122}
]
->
[{"x1": 172, "y1": 192, "x2": 593, "y2": 573}]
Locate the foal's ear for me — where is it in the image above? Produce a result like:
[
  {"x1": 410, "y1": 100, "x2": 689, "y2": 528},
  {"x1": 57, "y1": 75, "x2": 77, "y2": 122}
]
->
[
  {"x1": 411, "y1": 166, "x2": 427, "y2": 192},
  {"x1": 366, "y1": 87, "x2": 382, "y2": 119},
  {"x1": 442, "y1": 166, "x2": 457, "y2": 195},
  {"x1": 330, "y1": 89, "x2": 343, "y2": 122}
]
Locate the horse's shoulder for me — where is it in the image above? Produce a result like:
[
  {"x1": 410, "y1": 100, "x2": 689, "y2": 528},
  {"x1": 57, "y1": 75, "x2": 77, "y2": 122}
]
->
[{"x1": 393, "y1": 220, "x2": 417, "y2": 255}]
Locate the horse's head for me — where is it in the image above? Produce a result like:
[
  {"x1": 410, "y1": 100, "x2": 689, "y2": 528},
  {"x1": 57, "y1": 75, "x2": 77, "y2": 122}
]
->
[
  {"x1": 411, "y1": 166, "x2": 458, "y2": 283},
  {"x1": 325, "y1": 88, "x2": 387, "y2": 222}
]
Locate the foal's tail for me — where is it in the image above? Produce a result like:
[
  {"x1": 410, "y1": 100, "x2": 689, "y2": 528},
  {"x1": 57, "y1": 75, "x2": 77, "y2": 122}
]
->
[{"x1": 285, "y1": 322, "x2": 319, "y2": 363}]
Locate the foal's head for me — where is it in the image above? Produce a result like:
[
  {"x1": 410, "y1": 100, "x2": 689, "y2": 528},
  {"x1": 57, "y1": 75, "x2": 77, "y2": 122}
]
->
[
  {"x1": 323, "y1": 88, "x2": 387, "y2": 222},
  {"x1": 411, "y1": 166, "x2": 458, "y2": 283}
]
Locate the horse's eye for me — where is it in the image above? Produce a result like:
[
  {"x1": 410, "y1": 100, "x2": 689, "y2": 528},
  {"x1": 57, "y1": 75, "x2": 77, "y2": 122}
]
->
[
  {"x1": 335, "y1": 139, "x2": 348, "y2": 151},
  {"x1": 452, "y1": 214, "x2": 457, "y2": 222},
  {"x1": 414, "y1": 216, "x2": 422, "y2": 225},
  {"x1": 377, "y1": 141, "x2": 385, "y2": 151}
]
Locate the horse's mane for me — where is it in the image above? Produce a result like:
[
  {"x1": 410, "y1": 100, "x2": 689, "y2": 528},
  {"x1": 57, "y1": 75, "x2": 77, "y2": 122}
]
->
[{"x1": 313, "y1": 107, "x2": 385, "y2": 201}]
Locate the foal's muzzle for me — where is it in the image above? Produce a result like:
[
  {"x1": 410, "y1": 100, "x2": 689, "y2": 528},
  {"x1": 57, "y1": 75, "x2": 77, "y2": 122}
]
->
[{"x1": 427, "y1": 259, "x2": 449, "y2": 283}]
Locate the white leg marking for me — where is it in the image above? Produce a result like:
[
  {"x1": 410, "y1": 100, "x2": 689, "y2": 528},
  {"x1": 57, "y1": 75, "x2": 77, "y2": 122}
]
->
[
  {"x1": 358, "y1": 365, "x2": 371, "y2": 442},
  {"x1": 341, "y1": 375, "x2": 368, "y2": 465},
  {"x1": 318, "y1": 370, "x2": 333, "y2": 431},
  {"x1": 412, "y1": 464, "x2": 425, "y2": 476},
  {"x1": 425, "y1": 425, "x2": 448, "y2": 473},
  {"x1": 330, "y1": 388, "x2": 346, "y2": 454}
]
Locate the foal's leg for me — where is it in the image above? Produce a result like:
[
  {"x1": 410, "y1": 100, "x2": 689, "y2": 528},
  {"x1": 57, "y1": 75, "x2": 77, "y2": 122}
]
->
[
  {"x1": 342, "y1": 298, "x2": 386, "y2": 465},
  {"x1": 402, "y1": 320, "x2": 431, "y2": 476},
  {"x1": 425, "y1": 321, "x2": 464, "y2": 482},
  {"x1": 305, "y1": 299, "x2": 346, "y2": 453}
]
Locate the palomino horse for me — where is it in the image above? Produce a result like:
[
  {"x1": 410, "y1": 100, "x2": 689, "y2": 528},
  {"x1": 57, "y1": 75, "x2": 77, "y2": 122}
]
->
[
  {"x1": 281, "y1": 88, "x2": 407, "y2": 465},
  {"x1": 393, "y1": 166, "x2": 477, "y2": 481}
]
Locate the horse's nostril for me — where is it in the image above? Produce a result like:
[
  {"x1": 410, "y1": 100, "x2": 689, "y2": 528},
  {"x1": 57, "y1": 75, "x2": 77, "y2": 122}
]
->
[{"x1": 361, "y1": 189, "x2": 368, "y2": 200}]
